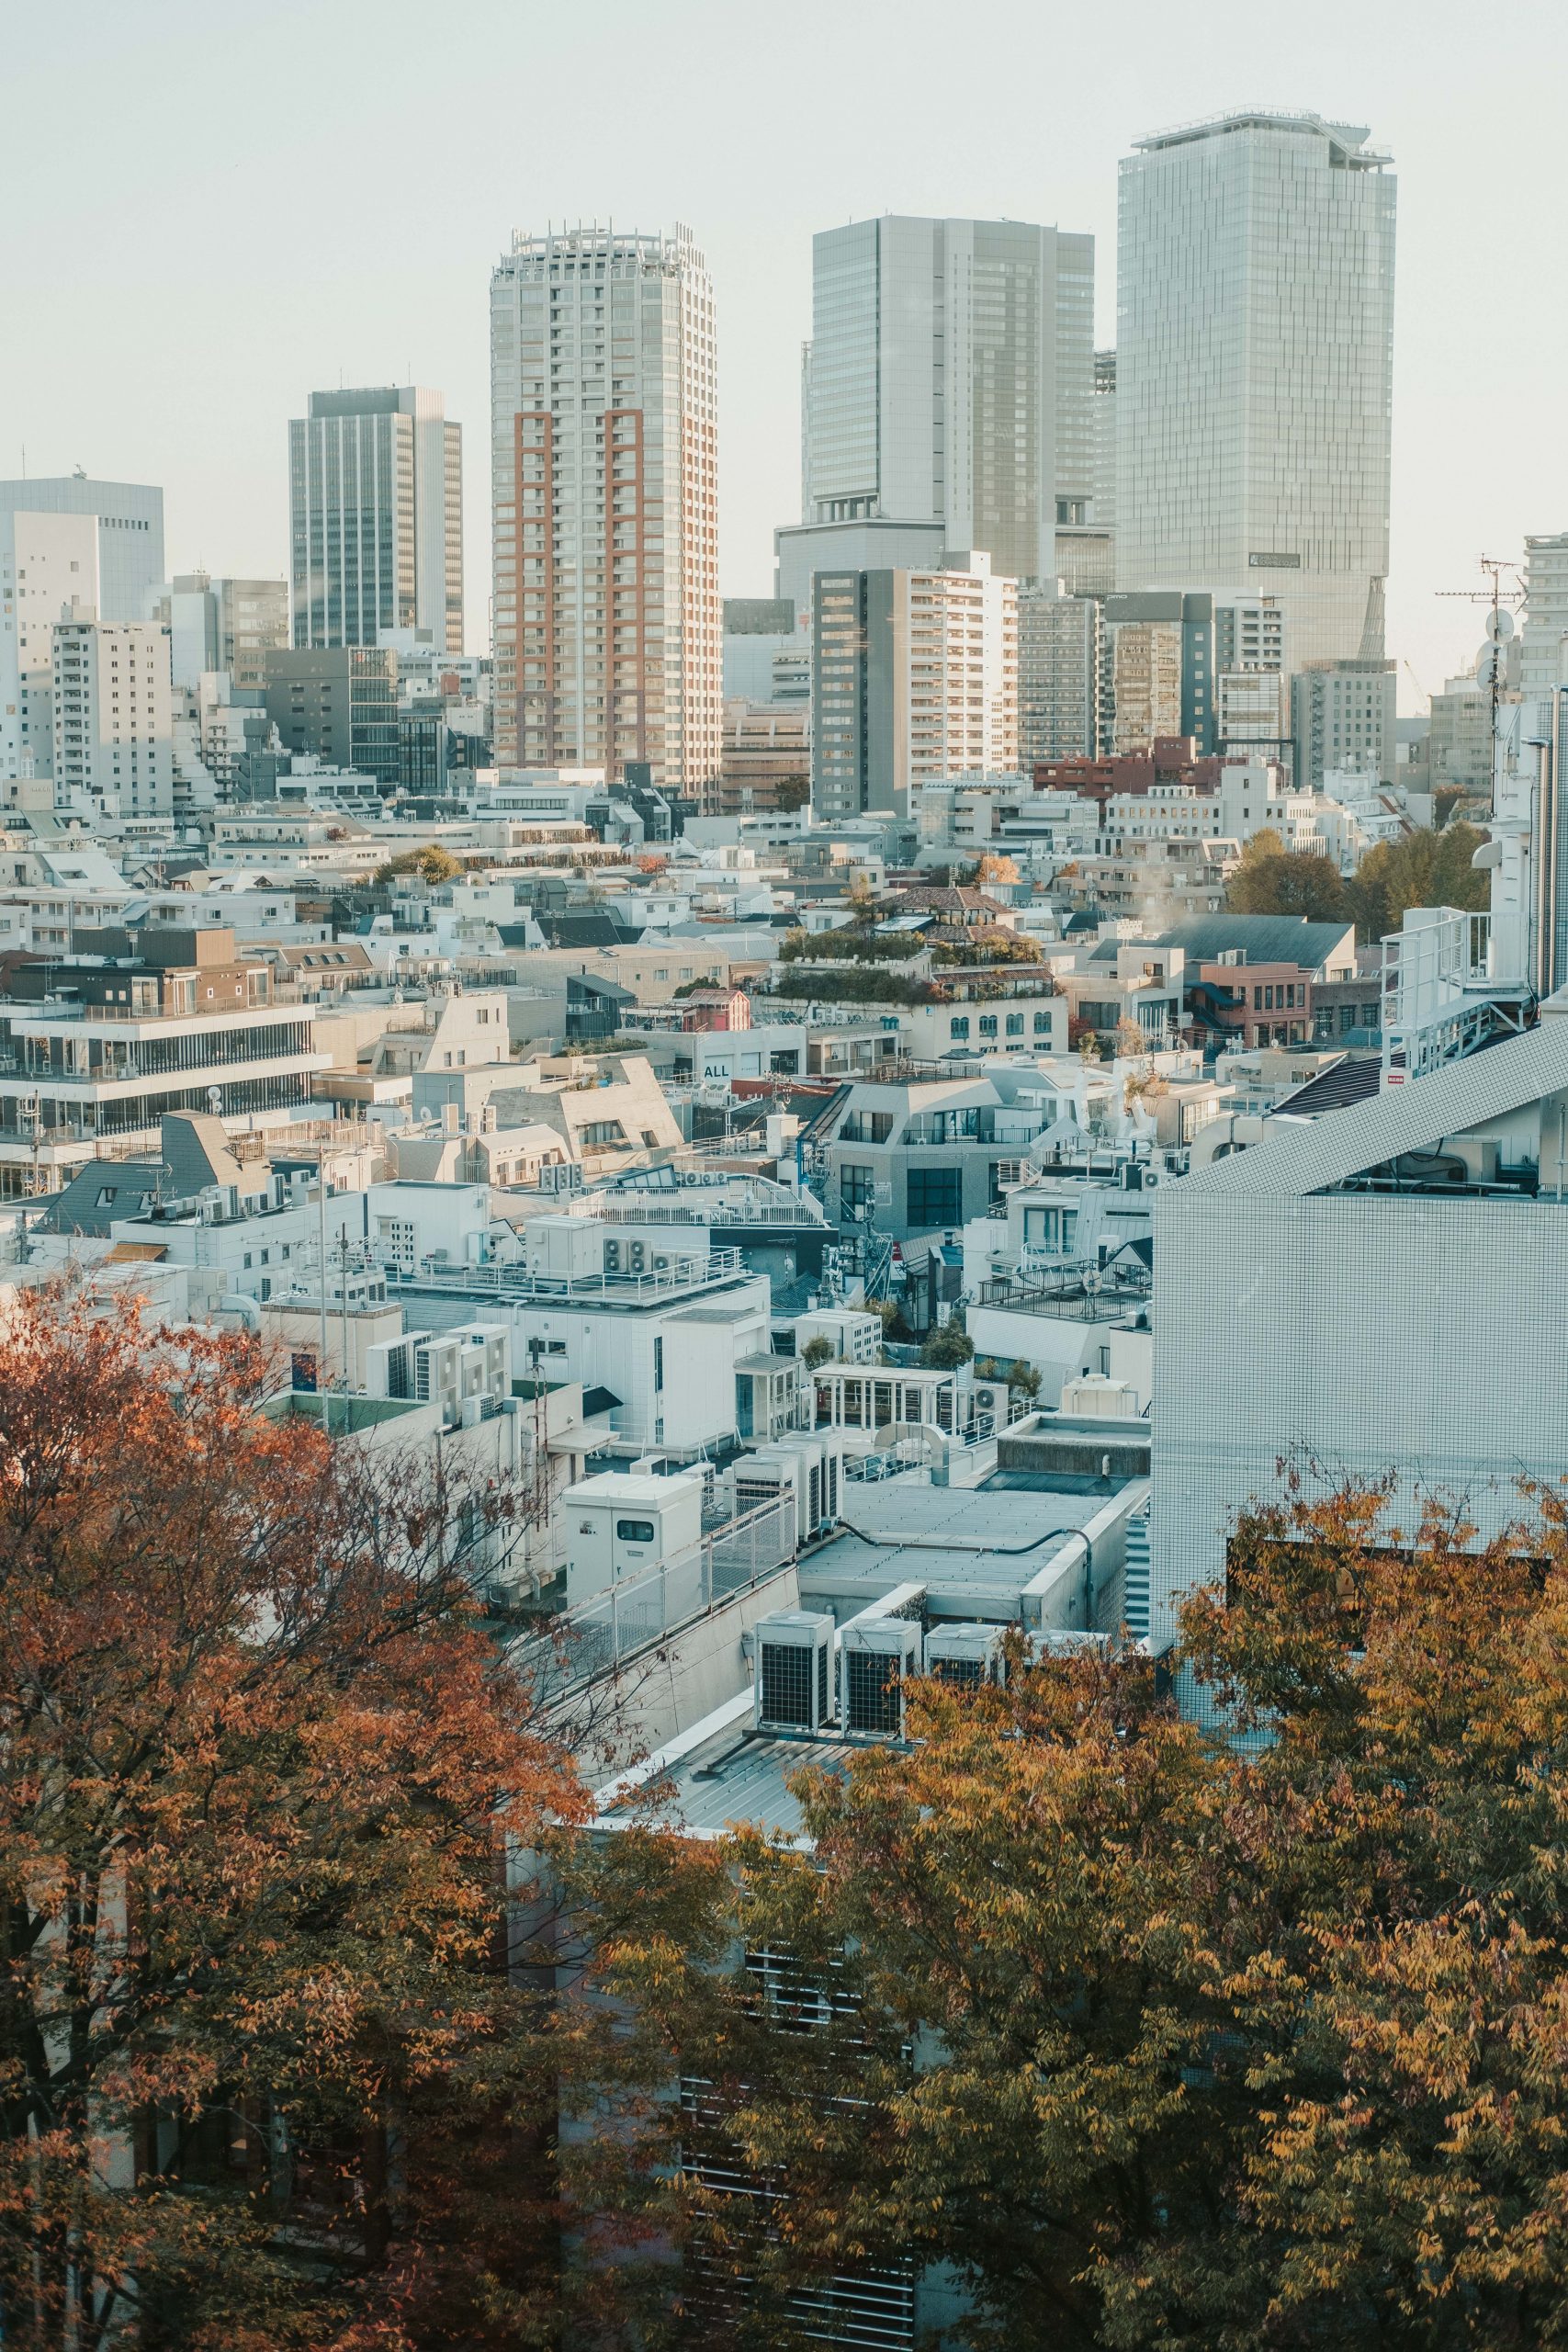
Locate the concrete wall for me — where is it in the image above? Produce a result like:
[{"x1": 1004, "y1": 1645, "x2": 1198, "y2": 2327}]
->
[{"x1": 1151, "y1": 1190, "x2": 1568, "y2": 1653}]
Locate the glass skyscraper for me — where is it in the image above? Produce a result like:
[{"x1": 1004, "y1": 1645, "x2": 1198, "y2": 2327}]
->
[
  {"x1": 798, "y1": 217, "x2": 1096, "y2": 586},
  {"x1": 1115, "y1": 111, "x2": 1396, "y2": 673},
  {"x1": 288, "y1": 388, "x2": 463, "y2": 654}
]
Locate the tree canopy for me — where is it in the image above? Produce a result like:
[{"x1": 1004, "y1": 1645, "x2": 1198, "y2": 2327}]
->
[
  {"x1": 373, "y1": 843, "x2": 463, "y2": 885},
  {"x1": 1226, "y1": 824, "x2": 1490, "y2": 943},
  {"x1": 622, "y1": 1470, "x2": 1568, "y2": 2349},
  {"x1": 0, "y1": 1295, "x2": 711, "y2": 2350}
]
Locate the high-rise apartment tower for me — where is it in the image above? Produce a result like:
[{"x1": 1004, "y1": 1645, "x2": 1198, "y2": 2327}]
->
[
  {"x1": 490, "y1": 223, "x2": 720, "y2": 792},
  {"x1": 1115, "y1": 111, "x2": 1395, "y2": 672},
  {"x1": 288, "y1": 388, "x2": 462, "y2": 654},
  {"x1": 795, "y1": 216, "x2": 1096, "y2": 586}
]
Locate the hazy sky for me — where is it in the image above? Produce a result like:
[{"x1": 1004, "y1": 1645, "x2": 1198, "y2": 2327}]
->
[{"x1": 6, "y1": 0, "x2": 1564, "y2": 707}]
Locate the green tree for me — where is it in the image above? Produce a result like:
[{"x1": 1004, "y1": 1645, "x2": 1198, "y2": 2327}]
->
[
  {"x1": 919, "y1": 1317, "x2": 974, "y2": 1369},
  {"x1": 800, "y1": 1335, "x2": 836, "y2": 1371}
]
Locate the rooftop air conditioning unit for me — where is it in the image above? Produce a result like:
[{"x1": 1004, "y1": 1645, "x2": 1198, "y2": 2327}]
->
[
  {"x1": 840, "y1": 1618, "x2": 921, "y2": 1739},
  {"x1": 924, "y1": 1622, "x2": 1009, "y2": 1690},
  {"x1": 754, "y1": 1610, "x2": 836, "y2": 1733}
]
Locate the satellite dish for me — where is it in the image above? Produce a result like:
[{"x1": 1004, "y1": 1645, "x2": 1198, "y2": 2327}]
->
[
  {"x1": 1476, "y1": 647, "x2": 1500, "y2": 687},
  {"x1": 1486, "y1": 606, "x2": 1516, "y2": 643}
]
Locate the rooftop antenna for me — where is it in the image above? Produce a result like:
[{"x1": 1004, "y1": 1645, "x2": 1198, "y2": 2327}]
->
[{"x1": 1436, "y1": 556, "x2": 1526, "y2": 786}]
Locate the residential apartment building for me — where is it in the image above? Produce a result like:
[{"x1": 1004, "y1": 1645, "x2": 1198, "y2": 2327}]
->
[
  {"x1": 812, "y1": 552, "x2": 1017, "y2": 820},
  {"x1": 0, "y1": 926, "x2": 325, "y2": 1194},
  {"x1": 51, "y1": 618, "x2": 175, "y2": 823},
  {"x1": 263, "y1": 647, "x2": 400, "y2": 787},
  {"x1": 1018, "y1": 588, "x2": 1101, "y2": 762},
  {"x1": 1, "y1": 508, "x2": 100, "y2": 782},
  {"x1": 490, "y1": 223, "x2": 720, "y2": 793},
  {"x1": 0, "y1": 477, "x2": 164, "y2": 623},
  {"x1": 1116, "y1": 112, "x2": 1395, "y2": 671},
  {"x1": 796, "y1": 215, "x2": 1096, "y2": 586},
  {"x1": 288, "y1": 387, "x2": 463, "y2": 655},
  {"x1": 1291, "y1": 659, "x2": 1396, "y2": 789},
  {"x1": 1104, "y1": 592, "x2": 1213, "y2": 753},
  {"x1": 716, "y1": 701, "x2": 810, "y2": 816}
]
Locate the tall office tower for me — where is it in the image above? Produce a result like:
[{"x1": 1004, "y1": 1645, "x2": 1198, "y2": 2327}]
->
[
  {"x1": 51, "y1": 617, "x2": 175, "y2": 822},
  {"x1": 490, "y1": 223, "x2": 720, "y2": 793},
  {"x1": 1116, "y1": 112, "x2": 1395, "y2": 672},
  {"x1": 812, "y1": 552, "x2": 1017, "y2": 820},
  {"x1": 1018, "y1": 587, "x2": 1101, "y2": 763},
  {"x1": 0, "y1": 509, "x2": 100, "y2": 780},
  {"x1": 288, "y1": 389, "x2": 463, "y2": 654},
  {"x1": 0, "y1": 478, "x2": 164, "y2": 623},
  {"x1": 794, "y1": 215, "x2": 1095, "y2": 585}
]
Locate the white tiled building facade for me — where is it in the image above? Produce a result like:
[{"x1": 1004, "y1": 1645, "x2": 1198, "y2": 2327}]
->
[
  {"x1": 51, "y1": 619, "x2": 175, "y2": 822},
  {"x1": 490, "y1": 224, "x2": 720, "y2": 795},
  {"x1": 1115, "y1": 111, "x2": 1396, "y2": 673}
]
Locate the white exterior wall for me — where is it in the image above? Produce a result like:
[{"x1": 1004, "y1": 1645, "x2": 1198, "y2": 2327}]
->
[
  {"x1": 1116, "y1": 114, "x2": 1395, "y2": 670},
  {"x1": 0, "y1": 511, "x2": 99, "y2": 781},
  {"x1": 1150, "y1": 1190, "x2": 1568, "y2": 1655},
  {"x1": 51, "y1": 619, "x2": 175, "y2": 821},
  {"x1": 0, "y1": 479, "x2": 164, "y2": 624}
]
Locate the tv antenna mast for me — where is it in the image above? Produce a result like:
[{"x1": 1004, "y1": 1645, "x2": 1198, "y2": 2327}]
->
[{"x1": 1435, "y1": 557, "x2": 1526, "y2": 788}]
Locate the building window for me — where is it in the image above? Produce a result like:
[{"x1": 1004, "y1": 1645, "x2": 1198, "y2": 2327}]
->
[
  {"x1": 1005, "y1": 1013, "x2": 1024, "y2": 1036},
  {"x1": 949, "y1": 1016, "x2": 970, "y2": 1040},
  {"x1": 840, "y1": 1163, "x2": 874, "y2": 1216},
  {"x1": 1032, "y1": 1011, "x2": 1053, "y2": 1033},
  {"x1": 907, "y1": 1168, "x2": 962, "y2": 1229},
  {"x1": 615, "y1": 1518, "x2": 655, "y2": 1544},
  {"x1": 978, "y1": 1014, "x2": 998, "y2": 1037},
  {"x1": 654, "y1": 1336, "x2": 664, "y2": 1390}
]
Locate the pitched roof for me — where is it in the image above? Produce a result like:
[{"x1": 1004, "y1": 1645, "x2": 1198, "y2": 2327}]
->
[
  {"x1": 39, "y1": 1162, "x2": 163, "y2": 1237},
  {"x1": 1169, "y1": 1020, "x2": 1568, "y2": 1201},
  {"x1": 1269, "y1": 1055, "x2": 1384, "y2": 1117},
  {"x1": 1146, "y1": 913, "x2": 1357, "y2": 971}
]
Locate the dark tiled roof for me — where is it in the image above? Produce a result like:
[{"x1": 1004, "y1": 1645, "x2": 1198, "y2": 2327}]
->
[
  {"x1": 39, "y1": 1162, "x2": 162, "y2": 1237},
  {"x1": 1270, "y1": 1055, "x2": 1384, "y2": 1117},
  {"x1": 1148, "y1": 913, "x2": 1356, "y2": 972}
]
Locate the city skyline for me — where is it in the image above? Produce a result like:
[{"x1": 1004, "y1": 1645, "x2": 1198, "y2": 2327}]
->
[{"x1": 4, "y1": 0, "x2": 1567, "y2": 707}]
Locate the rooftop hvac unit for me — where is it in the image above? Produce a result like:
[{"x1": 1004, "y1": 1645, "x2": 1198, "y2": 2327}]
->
[
  {"x1": 754, "y1": 1610, "x2": 836, "y2": 1734},
  {"x1": 840, "y1": 1618, "x2": 921, "y2": 1739},
  {"x1": 924, "y1": 1622, "x2": 1009, "y2": 1690}
]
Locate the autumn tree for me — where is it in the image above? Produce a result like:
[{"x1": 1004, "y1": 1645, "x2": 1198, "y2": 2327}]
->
[
  {"x1": 1225, "y1": 835, "x2": 1350, "y2": 922},
  {"x1": 1344, "y1": 820, "x2": 1489, "y2": 944},
  {"x1": 637, "y1": 1470, "x2": 1568, "y2": 2349},
  {"x1": 0, "y1": 1294, "x2": 703, "y2": 2351},
  {"x1": 374, "y1": 842, "x2": 463, "y2": 885}
]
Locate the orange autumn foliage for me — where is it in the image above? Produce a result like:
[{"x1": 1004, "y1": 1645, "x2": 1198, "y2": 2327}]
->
[{"x1": 0, "y1": 1290, "x2": 603, "y2": 2350}]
